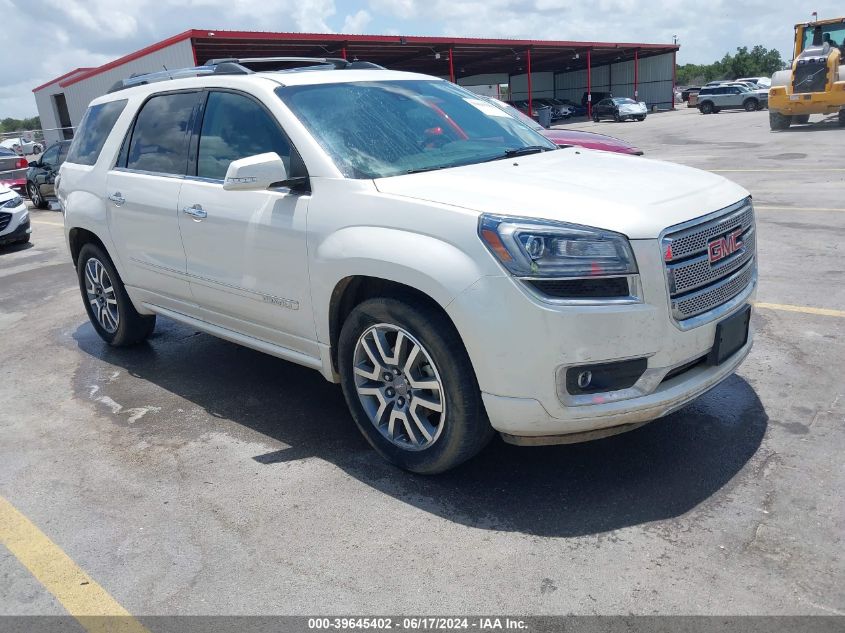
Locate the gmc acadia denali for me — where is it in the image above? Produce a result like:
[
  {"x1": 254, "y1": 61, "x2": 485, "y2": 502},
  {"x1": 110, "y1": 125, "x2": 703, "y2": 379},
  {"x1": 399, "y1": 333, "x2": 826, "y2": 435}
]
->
[{"x1": 58, "y1": 58, "x2": 757, "y2": 473}]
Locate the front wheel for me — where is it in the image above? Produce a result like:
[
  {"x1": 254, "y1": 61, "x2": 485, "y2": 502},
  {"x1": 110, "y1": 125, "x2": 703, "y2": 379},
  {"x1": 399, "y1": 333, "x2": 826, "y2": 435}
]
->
[
  {"x1": 592, "y1": 114, "x2": 599, "y2": 122},
  {"x1": 77, "y1": 243, "x2": 156, "y2": 346},
  {"x1": 338, "y1": 297, "x2": 494, "y2": 474},
  {"x1": 699, "y1": 102, "x2": 714, "y2": 114},
  {"x1": 769, "y1": 110, "x2": 792, "y2": 130},
  {"x1": 27, "y1": 182, "x2": 48, "y2": 209},
  {"x1": 636, "y1": 115, "x2": 646, "y2": 121}
]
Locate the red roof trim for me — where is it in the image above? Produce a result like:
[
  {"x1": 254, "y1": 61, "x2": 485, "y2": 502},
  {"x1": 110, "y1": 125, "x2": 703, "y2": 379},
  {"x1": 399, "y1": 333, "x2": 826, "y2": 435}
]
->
[
  {"x1": 32, "y1": 67, "x2": 94, "y2": 93},
  {"x1": 46, "y1": 29, "x2": 679, "y2": 90},
  {"x1": 59, "y1": 29, "x2": 195, "y2": 88}
]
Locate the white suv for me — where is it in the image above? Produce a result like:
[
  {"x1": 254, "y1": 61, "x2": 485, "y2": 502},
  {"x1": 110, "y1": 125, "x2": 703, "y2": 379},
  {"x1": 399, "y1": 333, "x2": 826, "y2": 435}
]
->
[{"x1": 58, "y1": 58, "x2": 757, "y2": 473}]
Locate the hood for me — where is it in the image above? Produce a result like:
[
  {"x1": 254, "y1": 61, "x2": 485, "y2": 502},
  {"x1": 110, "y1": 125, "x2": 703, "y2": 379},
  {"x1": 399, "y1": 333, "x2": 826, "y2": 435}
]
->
[
  {"x1": 374, "y1": 149, "x2": 749, "y2": 239},
  {"x1": 541, "y1": 129, "x2": 642, "y2": 155}
]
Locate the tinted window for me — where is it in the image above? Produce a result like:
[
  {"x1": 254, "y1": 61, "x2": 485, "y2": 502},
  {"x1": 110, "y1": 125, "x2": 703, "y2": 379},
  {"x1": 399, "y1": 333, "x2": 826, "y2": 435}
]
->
[
  {"x1": 127, "y1": 92, "x2": 198, "y2": 175},
  {"x1": 40, "y1": 145, "x2": 60, "y2": 168},
  {"x1": 699, "y1": 88, "x2": 713, "y2": 95},
  {"x1": 197, "y1": 91, "x2": 291, "y2": 181},
  {"x1": 57, "y1": 142, "x2": 70, "y2": 166},
  {"x1": 66, "y1": 100, "x2": 127, "y2": 166}
]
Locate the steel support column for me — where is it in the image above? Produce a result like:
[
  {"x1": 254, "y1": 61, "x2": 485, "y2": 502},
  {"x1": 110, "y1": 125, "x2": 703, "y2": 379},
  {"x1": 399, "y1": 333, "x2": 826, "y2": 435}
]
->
[
  {"x1": 526, "y1": 48, "x2": 533, "y2": 116},
  {"x1": 448, "y1": 47, "x2": 455, "y2": 83},
  {"x1": 634, "y1": 49, "x2": 639, "y2": 100},
  {"x1": 586, "y1": 48, "x2": 592, "y2": 119},
  {"x1": 341, "y1": 47, "x2": 347, "y2": 60},
  {"x1": 671, "y1": 49, "x2": 677, "y2": 109}
]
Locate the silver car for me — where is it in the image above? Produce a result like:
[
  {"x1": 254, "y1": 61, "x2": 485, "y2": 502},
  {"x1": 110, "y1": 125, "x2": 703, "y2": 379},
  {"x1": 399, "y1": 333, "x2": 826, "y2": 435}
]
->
[{"x1": 697, "y1": 85, "x2": 762, "y2": 114}]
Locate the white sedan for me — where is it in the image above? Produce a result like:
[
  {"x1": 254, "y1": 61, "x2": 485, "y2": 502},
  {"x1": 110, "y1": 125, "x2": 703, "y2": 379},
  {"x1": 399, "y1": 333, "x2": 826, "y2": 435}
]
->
[{"x1": 0, "y1": 137, "x2": 43, "y2": 156}]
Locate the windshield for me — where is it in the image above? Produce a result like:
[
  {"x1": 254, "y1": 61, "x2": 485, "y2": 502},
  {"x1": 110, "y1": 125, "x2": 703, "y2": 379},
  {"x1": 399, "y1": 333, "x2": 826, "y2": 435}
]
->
[
  {"x1": 276, "y1": 79, "x2": 555, "y2": 179},
  {"x1": 802, "y1": 23, "x2": 845, "y2": 53},
  {"x1": 480, "y1": 97, "x2": 544, "y2": 131},
  {"x1": 613, "y1": 98, "x2": 637, "y2": 104}
]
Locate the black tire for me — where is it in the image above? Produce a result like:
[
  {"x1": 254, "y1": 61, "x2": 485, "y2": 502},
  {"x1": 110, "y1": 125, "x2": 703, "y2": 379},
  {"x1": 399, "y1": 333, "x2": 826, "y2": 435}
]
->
[
  {"x1": 699, "y1": 101, "x2": 714, "y2": 114},
  {"x1": 743, "y1": 99, "x2": 758, "y2": 112},
  {"x1": 769, "y1": 110, "x2": 792, "y2": 130},
  {"x1": 76, "y1": 243, "x2": 155, "y2": 346},
  {"x1": 793, "y1": 114, "x2": 810, "y2": 124},
  {"x1": 636, "y1": 115, "x2": 646, "y2": 121},
  {"x1": 613, "y1": 112, "x2": 622, "y2": 122},
  {"x1": 839, "y1": 110, "x2": 845, "y2": 127},
  {"x1": 592, "y1": 113, "x2": 599, "y2": 122},
  {"x1": 27, "y1": 182, "x2": 48, "y2": 209},
  {"x1": 338, "y1": 296, "x2": 494, "y2": 474}
]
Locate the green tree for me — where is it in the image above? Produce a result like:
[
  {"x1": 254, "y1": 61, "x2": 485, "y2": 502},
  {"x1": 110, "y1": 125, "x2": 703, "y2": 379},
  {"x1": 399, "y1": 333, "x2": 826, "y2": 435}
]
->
[{"x1": 676, "y1": 45, "x2": 786, "y2": 85}]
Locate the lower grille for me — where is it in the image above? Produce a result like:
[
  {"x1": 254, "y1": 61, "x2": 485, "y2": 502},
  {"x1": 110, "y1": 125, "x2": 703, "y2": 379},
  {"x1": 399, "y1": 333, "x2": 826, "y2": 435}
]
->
[
  {"x1": 0, "y1": 212, "x2": 11, "y2": 231},
  {"x1": 528, "y1": 277, "x2": 630, "y2": 298},
  {"x1": 661, "y1": 199, "x2": 756, "y2": 324}
]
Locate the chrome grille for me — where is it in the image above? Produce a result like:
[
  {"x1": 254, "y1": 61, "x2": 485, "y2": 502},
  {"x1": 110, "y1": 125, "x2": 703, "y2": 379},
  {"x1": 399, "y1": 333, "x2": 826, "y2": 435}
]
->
[{"x1": 661, "y1": 199, "x2": 756, "y2": 323}]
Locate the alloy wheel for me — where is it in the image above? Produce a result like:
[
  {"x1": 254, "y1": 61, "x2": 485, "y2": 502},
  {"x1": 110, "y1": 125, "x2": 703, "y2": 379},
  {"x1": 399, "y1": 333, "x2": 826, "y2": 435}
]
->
[
  {"x1": 28, "y1": 183, "x2": 41, "y2": 207},
  {"x1": 84, "y1": 257, "x2": 119, "y2": 333},
  {"x1": 352, "y1": 323, "x2": 446, "y2": 451}
]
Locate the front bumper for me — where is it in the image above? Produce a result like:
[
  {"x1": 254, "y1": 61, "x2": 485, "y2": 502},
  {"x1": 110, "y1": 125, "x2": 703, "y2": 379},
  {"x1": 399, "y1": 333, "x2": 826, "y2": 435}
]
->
[
  {"x1": 0, "y1": 215, "x2": 31, "y2": 245},
  {"x1": 769, "y1": 83, "x2": 845, "y2": 115},
  {"x1": 445, "y1": 238, "x2": 756, "y2": 441}
]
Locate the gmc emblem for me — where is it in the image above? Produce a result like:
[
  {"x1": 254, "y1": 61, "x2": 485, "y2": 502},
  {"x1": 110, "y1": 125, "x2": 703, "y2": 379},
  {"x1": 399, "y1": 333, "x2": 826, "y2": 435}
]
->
[{"x1": 708, "y1": 228, "x2": 744, "y2": 264}]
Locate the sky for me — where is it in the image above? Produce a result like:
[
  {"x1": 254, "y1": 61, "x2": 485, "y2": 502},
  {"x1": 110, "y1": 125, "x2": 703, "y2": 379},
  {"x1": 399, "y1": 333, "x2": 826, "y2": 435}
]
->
[{"x1": 2, "y1": 0, "x2": 839, "y2": 118}]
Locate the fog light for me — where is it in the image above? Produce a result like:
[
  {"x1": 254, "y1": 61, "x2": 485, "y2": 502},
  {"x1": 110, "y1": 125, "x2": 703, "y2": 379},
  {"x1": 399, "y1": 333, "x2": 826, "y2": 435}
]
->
[
  {"x1": 577, "y1": 370, "x2": 592, "y2": 389},
  {"x1": 564, "y1": 358, "x2": 647, "y2": 395}
]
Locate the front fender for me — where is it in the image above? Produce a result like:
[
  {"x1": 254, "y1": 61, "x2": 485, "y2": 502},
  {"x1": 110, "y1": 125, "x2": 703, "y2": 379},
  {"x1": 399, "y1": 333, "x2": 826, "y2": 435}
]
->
[{"x1": 309, "y1": 225, "x2": 496, "y2": 344}]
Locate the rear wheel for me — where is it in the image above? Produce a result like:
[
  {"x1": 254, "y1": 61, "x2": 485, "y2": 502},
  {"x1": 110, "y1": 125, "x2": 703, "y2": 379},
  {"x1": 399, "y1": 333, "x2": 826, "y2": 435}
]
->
[
  {"x1": 699, "y1": 101, "x2": 714, "y2": 114},
  {"x1": 77, "y1": 243, "x2": 155, "y2": 346},
  {"x1": 338, "y1": 296, "x2": 494, "y2": 474},
  {"x1": 769, "y1": 110, "x2": 792, "y2": 130},
  {"x1": 27, "y1": 182, "x2": 48, "y2": 209},
  {"x1": 743, "y1": 99, "x2": 758, "y2": 112}
]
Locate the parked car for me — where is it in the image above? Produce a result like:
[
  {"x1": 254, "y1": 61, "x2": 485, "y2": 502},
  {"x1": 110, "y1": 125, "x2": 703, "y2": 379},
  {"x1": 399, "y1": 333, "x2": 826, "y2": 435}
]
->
[
  {"x1": 26, "y1": 140, "x2": 70, "y2": 209},
  {"x1": 0, "y1": 147, "x2": 28, "y2": 197},
  {"x1": 737, "y1": 76, "x2": 771, "y2": 89},
  {"x1": 557, "y1": 98, "x2": 587, "y2": 117},
  {"x1": 582, "y1": 91, "x2": 612, "y2": 107},
  {"x1": 696, "y1": 85, "x2": 761, "y2": 114},
  {"x1": 0, "y1": 137, "x2": 43, "y2": 156},
  {"x1": 0, "y1": 184, "x2": 31, "y2": 246},
  {"x1": 481, "y1": 96, "x2": 643, "y2": 155},
  {"x1": 592, "y1": 97, "x2": 648, "y2": 122},
  {"x1": 681, "y1": 87, "x2": 702, "y2": 102},
  {"x1": 725, "y1": 82, "x2": 768, "y2": 108},
  {"x1": 59, "y1": 60, "x2": 756, "y2": 473}
]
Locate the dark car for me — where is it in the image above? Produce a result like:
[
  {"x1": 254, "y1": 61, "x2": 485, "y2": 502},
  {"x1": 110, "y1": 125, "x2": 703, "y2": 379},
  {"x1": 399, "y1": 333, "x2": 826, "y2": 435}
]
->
[
  {"x1": 592, "y1": 97, "x2": 648, "y2": 122},
  {"x1": 581, "y1": 91, "x2": 613, "y2": 107},
  {"x1": 26, "y1": 140, "x2": 70, "y2": 209},
  {"x1": 681, "y1": 87, "x2": 702, "y2": 102},
  {"x1": 0, "y1": 147, "x2": 28, "y2": 196}
]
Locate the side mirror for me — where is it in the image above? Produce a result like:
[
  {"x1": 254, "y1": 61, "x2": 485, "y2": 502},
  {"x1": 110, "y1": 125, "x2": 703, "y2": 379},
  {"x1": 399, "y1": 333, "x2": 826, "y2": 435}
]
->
[{"x1": 223, "y1": 152, "x2": 288, "y2": 191}]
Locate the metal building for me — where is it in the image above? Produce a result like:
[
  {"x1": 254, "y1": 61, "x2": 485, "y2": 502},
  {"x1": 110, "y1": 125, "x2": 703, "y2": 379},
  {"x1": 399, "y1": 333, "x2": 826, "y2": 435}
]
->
[{"x1": 33, "y1": 30, "x2": 678, "y2": 145}]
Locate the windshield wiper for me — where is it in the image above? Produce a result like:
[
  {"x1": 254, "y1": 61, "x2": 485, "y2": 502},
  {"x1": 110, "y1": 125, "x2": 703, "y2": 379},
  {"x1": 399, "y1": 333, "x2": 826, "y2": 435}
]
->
[
  {"x1": 481, "y1": 146, "x2": 554, "y2": 162},
  {"x1": 405, "y1": 165, "x2": 451, "y2": 175}
]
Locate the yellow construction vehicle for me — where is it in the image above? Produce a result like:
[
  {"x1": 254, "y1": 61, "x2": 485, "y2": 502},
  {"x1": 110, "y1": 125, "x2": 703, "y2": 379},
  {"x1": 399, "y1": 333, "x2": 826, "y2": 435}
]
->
[{"x1": 768, "y1": 17, "x2": 845, "y2": 129}]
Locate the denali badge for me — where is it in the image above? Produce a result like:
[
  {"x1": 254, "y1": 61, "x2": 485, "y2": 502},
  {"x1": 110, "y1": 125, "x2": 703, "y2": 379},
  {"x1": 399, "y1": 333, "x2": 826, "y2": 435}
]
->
[
  {"x1": 262, "y1": 295, "x2": 300, "y2": 310},
  {"x1": 707, "y1": 228, "x2": 743, "y2": 264}
]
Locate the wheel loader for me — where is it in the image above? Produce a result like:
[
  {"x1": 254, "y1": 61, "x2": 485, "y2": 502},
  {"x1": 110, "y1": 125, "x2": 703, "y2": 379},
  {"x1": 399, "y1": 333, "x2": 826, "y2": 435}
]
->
[{"x1": 768, "y1": 17, "x2": 845, "y2": 130}]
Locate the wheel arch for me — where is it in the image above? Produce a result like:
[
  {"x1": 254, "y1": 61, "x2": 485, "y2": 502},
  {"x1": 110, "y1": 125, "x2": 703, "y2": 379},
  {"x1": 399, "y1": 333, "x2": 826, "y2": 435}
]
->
[{"x1": 327, "y1": 276, "x2": 464, "y2": 375}]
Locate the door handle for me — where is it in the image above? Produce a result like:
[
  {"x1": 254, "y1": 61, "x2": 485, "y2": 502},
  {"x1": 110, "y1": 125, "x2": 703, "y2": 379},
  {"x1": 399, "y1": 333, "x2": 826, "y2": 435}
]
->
[
  {"x1": 108, "y1": 192, "x2": 125, "y2": 206},
  {"x1": 182, "y1": 204, "x2": 207, "y2": 220}
]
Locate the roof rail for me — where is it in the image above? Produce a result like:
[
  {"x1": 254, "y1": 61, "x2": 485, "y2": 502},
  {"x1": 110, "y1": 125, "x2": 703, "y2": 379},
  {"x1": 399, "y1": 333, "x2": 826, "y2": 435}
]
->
[
  {"x1": 106, "y1": 56, "x2": 385, "y2": 94},
  {"x1": 106, "y1": 62, "x2": 251, "y2": 93}
]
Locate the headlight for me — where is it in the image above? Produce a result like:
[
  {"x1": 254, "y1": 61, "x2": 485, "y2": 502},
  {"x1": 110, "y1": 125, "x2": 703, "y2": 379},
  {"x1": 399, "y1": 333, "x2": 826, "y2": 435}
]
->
[
  {"x1": 478, "y1": 214, "x2": 638, "y2": 278},
  {"x1": 1, "y1": 195, "x2": 23, "y2": 209}
]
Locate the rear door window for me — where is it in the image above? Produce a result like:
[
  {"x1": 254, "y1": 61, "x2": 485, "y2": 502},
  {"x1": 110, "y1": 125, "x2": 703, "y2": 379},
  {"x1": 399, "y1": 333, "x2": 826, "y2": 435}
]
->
[
  {"x1": 126, "y1": 92, "x2": 199, "y2": 176},
  {"x1": 196, "y1": 91, "x2": 292, "y2": 181},
  {"x1": 66, "y1": 100, "x2": 127, "y2": 166}
]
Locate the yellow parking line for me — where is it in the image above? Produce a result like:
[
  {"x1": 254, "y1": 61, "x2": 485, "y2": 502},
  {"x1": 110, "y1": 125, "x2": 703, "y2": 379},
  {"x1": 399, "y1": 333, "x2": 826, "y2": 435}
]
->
[
  {"x1": 756, "y1": 206, "x2": 845, "y2": 212},
  {"x1": 754, "y1": 302, "x2": 845, "y2": 318},
  {"x1": 0, "y1": 495, "x2": 149, "y2": 633}
]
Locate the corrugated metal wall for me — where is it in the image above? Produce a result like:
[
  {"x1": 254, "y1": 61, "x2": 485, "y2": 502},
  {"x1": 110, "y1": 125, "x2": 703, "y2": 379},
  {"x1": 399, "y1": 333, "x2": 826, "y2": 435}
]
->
[
  {"x1": 34, "y1": 39, "x2": 195, "y2": 145},
  {"x1": 553, "y1": 52, "x2": 674, "y2": 108},
  {"x1": 510, "y1": 72, "x2": 555, "y2": 100}
]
